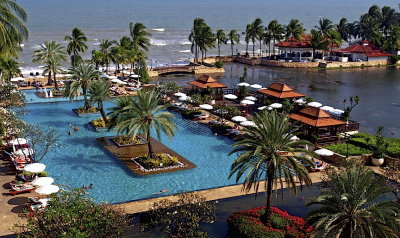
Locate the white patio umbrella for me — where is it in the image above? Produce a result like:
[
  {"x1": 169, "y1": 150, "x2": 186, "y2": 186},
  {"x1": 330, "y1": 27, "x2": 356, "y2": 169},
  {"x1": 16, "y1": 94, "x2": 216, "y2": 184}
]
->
[
  {"x1": 100, "y1": 74, "x2": 110, "y2": 78},
  {"x1": 269, "y1": 103, "x2": 283, "y2": 109},
  {"x1": 250, "y1": 84, "x2": 262, "y2": 89},
  {"x1": 32, "y1": 177, "x2": 54, "y2": 187},
  {"x1": 240, "y1": 121, "x2": 256, "y2": 127},
  {"x1": 320, "y1": 106, "x2": 334, "y2": 112},
  {"x1": 240, "y1": 100, "x2": 255, "y2": 105},
  {"x1": 314, "y1": 148, "x2": 334, "y2": 156},
  {"x1": 231, "y1": 116, "x2": 247, "y2": 122},
  {"x1": 244, "y1": 96, "x2": 257, "y2": 101},
  {"x1": 331, "y1": 109, "x2": 345, "y2": 115},
  {"x1": 10, "y1": 77, "x2": 24, "y2": 82},
  {"x1": 24, "y1": 163, "x2": 46, "y2": 173},
  {"x1": 294, "y1": 98, "x2": 305, "y2": 104},
  {"x1": 35, "y1": 185, "x2": 60, "y2": 195},
  {"x1": 8, "y1": 138, "x2": 27, "y2": 145},
  {"x1": 290, "y1": 135, "x2": 300, "y2": 141},
  {"x1": 15, "y1": 148, "x2": 34, "y2": 156},
  {"x1": 109, "y1": 76, "x2": 118, "y2": 79},
  {"x1": 307, "y1": 102, "x2": 322, "y2": 108},
  {"x1": 258, "y1": 106, "x2": 268, "y2": 110},
  {"x1": 174, "y1": 92, "x2": 186, "y2": 97},
  {"x1": 178, "y1": 95, "x2": 188, "y2": 101},
  {"x1": 130, "y1": 74, "x2": 140, "y2": 78},
  {"x1": 237, "y1": 82, "x2": 250, "y2": 87},
  {"x1": 224, "y1": 94, "x2": 237, "y2": 100},
  {"x1": 199, "y1": 104, "x2": 213, "y2": 110},
  {"x1": 63, "y1": 74, "x2": 73, "y2": 77},
  {"x1": 111, "y1": 78, "x2": 120, "y2": 83}
]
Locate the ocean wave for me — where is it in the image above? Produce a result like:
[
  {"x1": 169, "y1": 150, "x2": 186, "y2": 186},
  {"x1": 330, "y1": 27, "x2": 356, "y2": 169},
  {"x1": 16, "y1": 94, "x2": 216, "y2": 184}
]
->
[
  {"x1": 179, "y1": 50, "x2": 191, "y2": 53},
  {"x1": 150, "y1": 39, "x2": 168, "y2": 46},
  {"x1": 180, "y1": 40, "x2": 191, "y2": 45},
  {"x1": 20, "y1": 66, "x2": 44, "y2": 75},
  {"x1": 152, "y1": 28, "x2": 165, "y2": 32}
]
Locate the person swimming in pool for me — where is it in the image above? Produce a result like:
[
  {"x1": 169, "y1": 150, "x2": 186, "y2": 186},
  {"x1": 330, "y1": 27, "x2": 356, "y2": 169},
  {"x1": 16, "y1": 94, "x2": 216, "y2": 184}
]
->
[{"x1": 153, "y1": 189, "x2": 168, "y2": 195}]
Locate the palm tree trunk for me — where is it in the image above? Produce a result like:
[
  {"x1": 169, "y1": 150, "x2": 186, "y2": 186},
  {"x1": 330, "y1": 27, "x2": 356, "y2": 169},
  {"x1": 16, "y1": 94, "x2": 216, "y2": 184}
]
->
[
  {"x1": 99, "y1": 101, "x2": 107, "y2": 124},
  {"x1": 272, "y1": 39, "x2": 276, "y2": 58},
  {"x1": 252, "y1": 40, "x2": 255, "y2": 58},
  {"x1": 218, "y1": 42, "x2": 221, "y2": 57},
  {"x1": 262, "y1": 169, "x2": 275, "y2": 226},
  {"x1": 53, "y1": 71, "x2": 59, "y2": 91},
  {"x1": 83, "y1": 88, "x2": 89, "y2": 109},
  {"x1": 259, "y1": 40, "x2": 262, "y2": 57},
  {"x1": 231, "y1": 42, "x2": 234, "y2": 56},
  {"x1": 146, "y1": 129, "x2": 153, "y2": 158},
  {"x1": 47, "y1": 71, "x2": 52, "y2": 86}
]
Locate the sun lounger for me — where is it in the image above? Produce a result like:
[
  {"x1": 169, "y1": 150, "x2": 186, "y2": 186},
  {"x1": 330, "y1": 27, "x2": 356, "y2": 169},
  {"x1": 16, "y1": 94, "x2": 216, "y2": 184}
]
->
[{"x1": 9, "y1": 184, "x2": 34, "y2": 195}]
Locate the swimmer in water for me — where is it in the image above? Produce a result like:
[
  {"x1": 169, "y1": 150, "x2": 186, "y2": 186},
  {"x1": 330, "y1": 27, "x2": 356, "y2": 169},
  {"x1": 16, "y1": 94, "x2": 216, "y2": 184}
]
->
[
  {"x1": 68, "y1": 131, "x2": 72, "y2": 135},
  {"x1": 153, "y1": 189, "x2": 168, "y2": 195}
]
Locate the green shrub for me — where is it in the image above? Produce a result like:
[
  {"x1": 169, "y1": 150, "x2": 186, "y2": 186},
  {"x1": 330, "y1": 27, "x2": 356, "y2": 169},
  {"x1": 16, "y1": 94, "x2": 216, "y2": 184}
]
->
[
  {"x1": 215, "y1": 61, "x2": 224, "y2": 68},
  {"x1": 90, "y1": 117, "x2": 109, "y2": 128},
  {"x1": 389, "y1": 55, "x2": 400, "y2": 65},
  {"x1": 22, "y1": 171, "x2": 48, "y2": 177},
  {"x1": 136, "y1": 153, "x2": 179, "y2": 169},
  {"x1": 324, "y1": 143, "x2": 371, "y2": 156},
  {"x1": 181, "y1": 110, "x2": 202, "y2": 119},
  {"x1": 76, "y1": 106, "x2": 98, "y2": 113},
  {"x1": 351, "y1": 133, "x2": 400, "y2": 158},
  {"x1": 113, "y1": 135, "x2": 146, "y2": 145}
]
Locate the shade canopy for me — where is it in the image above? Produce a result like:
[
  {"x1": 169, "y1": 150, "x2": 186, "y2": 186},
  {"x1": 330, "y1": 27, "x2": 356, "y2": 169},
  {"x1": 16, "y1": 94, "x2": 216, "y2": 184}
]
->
[
  {"x1": 237, "y1": 82, "x2": 250, "y2": 87},
  {"x1": 231, "y1": 116, "x2": 247, "y2": 122},
  {"x1": 240, "y1": 121, "x2": 256, "y2": 127},
  {"x1": 35, "y1": 185, "x2": 60, "y2": 195},
  {"x1": 11, "y1": 77, "x2": 25, "y2": 82},
  {"x1": 173, "y1": 92, "x2": 186, "y2": 97},
  {"x1": 307, "y1": 102, "x2": 322, "y2": 108},
  {"x1": 258, "y1": 83, "x2": 305, "y2": 99},
  {"x1": 224, "y1": 94, "x2": 237, "y2": 100},
  {"x1": 188, "y1": 75, "x2": 227, "y2": 89},
  {"x1": 8, "y1": 138, "x2": 27, "y2": 145},
  {"x1": 289, "y1": 106, "x2": 347, "y2": 128},
  {"x1": 32, "y1": 177, "x2": 54, "y2": 187},
  {"x1": 24, "y1": 163, "x2": 46, "y2": 173},
  {"x1": 244, "y1": 96, "x2": 257, "y2": 101},
  {"x1": 178, "y1": 96, "x2": 188, "y2": 101},
  {"x1": 240, "y1": 100, "x2": 255, "y2": 105},
  {"x1": 250, "y1": 84, "x2": 262, "y2": 89},
  {"x1": 294, "y1": 98, "x2": 306, "y2": 104},
  {"x1": 270, "y1": 103, "x2": 283, "y2": 109},
  {"x1": 314, "y1": 148, "x2": 334, "y2": 156},
  {"x1": 199, "y1": 104, "x2": 213, "y2": 110}
]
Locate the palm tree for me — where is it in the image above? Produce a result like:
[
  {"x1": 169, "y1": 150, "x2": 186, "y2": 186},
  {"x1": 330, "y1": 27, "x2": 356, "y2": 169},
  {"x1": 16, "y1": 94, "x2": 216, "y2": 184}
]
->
[
  {"x1": 310, "y1": 29, "x2": 328, "y2": 59},
  {"x1": 91, "y1": 50, "x2": 105, "y2": 70},
  {"x1": 189, "y1": 18, "x2": 206, "y2": 62},
  {"x1": 32, "y1": 41, "x2": 67, "y2": 86},
  {"x1": 285, "y1": 19, "x2": 305, "y2": 54},
  {"x1": 216, "y1": 29, "x2": 227, "y2": 57},
  {"x1": 348, "y1": 21, "x2": 360, "y2": 44},
  {"x1": 267, "y1": 20, "x2": 285, "y2": 58},
  {"x1": 0, "y1": 58, "x2": 20, "y2": 82},
  {"x1": 325, "y1": 30, "x2": 342, "y2": 60},
  {"x1": 43, "y1": 58, "x2": 63, "y2": 90},
  {"x1": 307, "y1": 163, "x2": 400, "y2": 238},
  {"x1": 64, "y1": 62, "x2": 99, "y2": 109},
  {"x1": 248, "y1": 18, "x2": 263, "y2": 57},
  {"x1": 0, "y1": 0, "x2": 28, "y2": 58},
  {"x1": 129, "y1": 22, "x2": 151, "y2": 51},
  {"x1": 384, "y1": 25, "x2": 400, "y2": 53},
  {"x1": 359, "y1": 15, "x2": 383, "y2": 46},
  {"x1": 99, "y1": 39, "x2": 114, "y2": 72},
  {"x1": 316, "y1": 18, "x2": 334, "y2": 35},
  {"x1": 197, "y1": 25, "x2": 215, "y2": 60},
  {"x1": 88, "y1": 80, "x2": 112, "y2": 124},
  {"x1": 111, "y1": 90, "x2": 176, "y2": 158},
  {"x1": 380, "y1": 6, "x2": 397, "y2": 36},
  {"x1": 227, "y1": 30, "x2": 240, "y2": 56},
  {"x1": 229, "y1": 110, "x2": 314, "y2": 225},
  {"x1": 336, "y1": 18, "x2": 350, "y2": 42},
  {"x1": 65, "y1": 28, "x2": 88, "y2": 67},
  {"x1": 244, "y1": 24, "x2": 251, "y2": 57}
]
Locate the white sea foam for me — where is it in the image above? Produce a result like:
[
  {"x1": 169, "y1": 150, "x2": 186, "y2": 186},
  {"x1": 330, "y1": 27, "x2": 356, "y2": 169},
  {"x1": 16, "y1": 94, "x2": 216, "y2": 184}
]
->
[
  {"x1": 150, "y1": 39, "x2": 168, "y2": 46},
  {"x1": 179, "y1": 50, "x2": 191, "y2": 53},
  {"x1": 19, "y1": 66, "x2": 44, "y2": 75},
  {"x1": 180, "y1": 40, "x2": 191, "y2": 45},
  {"x1": 152, "y1": 28, "x2": 165, "y2": 32}
]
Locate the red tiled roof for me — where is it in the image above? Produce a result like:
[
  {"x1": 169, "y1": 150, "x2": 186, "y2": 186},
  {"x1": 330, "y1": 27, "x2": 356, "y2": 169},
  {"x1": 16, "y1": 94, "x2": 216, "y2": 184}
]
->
[
  {"x1": 258, "y1": 83, "x2": 305, "y2": 99},
  {"x1": 289, "y1": 106, "x2": 346, "y2": 127},
  {"x1": 188, "y1": 75, "x2": 227, "y2": 89},
  {"x1": 275, "y1": 34, "x2": 339, "y2": 49},
  {"x1": 332, "y1": 41, "x2": 393, "y2": 57}
]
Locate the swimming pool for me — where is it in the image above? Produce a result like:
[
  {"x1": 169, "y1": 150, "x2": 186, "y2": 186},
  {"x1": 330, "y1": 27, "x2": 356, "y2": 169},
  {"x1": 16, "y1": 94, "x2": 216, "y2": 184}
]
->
[
  {"x1": 23, "y1": 89, "x2": 84, "y2": 104},
  {"x1": 21, "y1": 100, "x2": 238, "y2": 203}
]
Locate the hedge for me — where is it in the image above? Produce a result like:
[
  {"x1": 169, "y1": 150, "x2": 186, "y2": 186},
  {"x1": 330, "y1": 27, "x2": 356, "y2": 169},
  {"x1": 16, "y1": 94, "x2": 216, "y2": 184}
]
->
[
  {"x1": 324, "y1": 143, "x2": 371, "y2": 156},
  {"x1": 351, "y1": 133, "x2": 400, "y2": 158}
]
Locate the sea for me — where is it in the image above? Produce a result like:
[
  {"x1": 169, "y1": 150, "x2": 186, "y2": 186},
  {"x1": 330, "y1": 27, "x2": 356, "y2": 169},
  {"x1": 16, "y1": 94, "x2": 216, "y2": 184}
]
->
[{"x1": 18, "y1": 0, "x2": 399, "y2": 71}]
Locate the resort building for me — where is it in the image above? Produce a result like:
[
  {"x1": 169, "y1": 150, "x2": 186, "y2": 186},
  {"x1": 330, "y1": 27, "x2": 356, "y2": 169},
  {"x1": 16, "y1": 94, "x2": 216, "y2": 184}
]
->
[
  {"x1": 331, "y1": 41, "x2": 393, "y2": 62},
  {"x1": 257, "y1": 83, "x2": 305, "y2": 101},
  {"x1": 187, "y1": 75, "x2": 227, "y2": 92},
  {"x1": 289, "y1": 106, "x2": 358, "y2": 144}
]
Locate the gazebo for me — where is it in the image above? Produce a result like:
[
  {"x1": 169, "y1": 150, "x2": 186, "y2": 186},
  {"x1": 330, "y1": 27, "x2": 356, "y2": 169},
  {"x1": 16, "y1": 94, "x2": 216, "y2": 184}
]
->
[
  {"x1": 187, "y1": 75, "x2": 227, "y2": 89},
  {"x1": 257, "y1": 83, "x2": 305, "y2": 101},
  {"x1": 289, "y1": 106, "x2": 348, "y2": 144}
]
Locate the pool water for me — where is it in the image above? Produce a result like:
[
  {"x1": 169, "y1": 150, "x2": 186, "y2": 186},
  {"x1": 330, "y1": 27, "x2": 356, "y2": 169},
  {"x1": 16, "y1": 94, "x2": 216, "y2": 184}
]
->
[
  {"x1": 23, "y1": 89, "x2": 84, "y2": 103},
  {"x1": 21, "y1": 100, "x2": 237, "y2": 203}
]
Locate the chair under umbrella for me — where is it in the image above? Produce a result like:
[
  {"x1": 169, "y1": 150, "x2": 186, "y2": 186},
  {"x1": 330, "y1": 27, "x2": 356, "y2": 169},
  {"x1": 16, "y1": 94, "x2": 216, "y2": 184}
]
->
[
  {"x1": 314, "y1": 148, "x2": 334, "y2": 156},
  {"x1": 199, "y1": 104, "x2": 213, "y2": 110},
  {"x1": 231, "y1": 116, "x2": 247, "y2": 122},
  {"x1": 32, "y1": 177, "x2": 54, "y2": 187},
  {"x1": 24, "y1": 163, "x2": 46, "y2": 173},
  {"x1": 35, "y1": 185, "x2": 60, "y2": 195},
  {"x1": 224, "y1": 94, "x2": 237, "y2": 100}
]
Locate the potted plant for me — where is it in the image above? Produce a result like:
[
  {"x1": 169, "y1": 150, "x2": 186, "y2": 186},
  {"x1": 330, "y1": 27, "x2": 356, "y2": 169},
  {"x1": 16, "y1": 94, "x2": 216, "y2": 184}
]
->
[{"x1": 368, "y1": 127, "x2": 388, "y2": 166}]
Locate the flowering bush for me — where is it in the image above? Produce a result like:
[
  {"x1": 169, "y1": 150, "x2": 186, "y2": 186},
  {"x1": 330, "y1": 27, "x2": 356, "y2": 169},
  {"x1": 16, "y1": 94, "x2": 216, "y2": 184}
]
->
[{"x1": 227, "y1": 206, "x2": 313, "y2": 238}]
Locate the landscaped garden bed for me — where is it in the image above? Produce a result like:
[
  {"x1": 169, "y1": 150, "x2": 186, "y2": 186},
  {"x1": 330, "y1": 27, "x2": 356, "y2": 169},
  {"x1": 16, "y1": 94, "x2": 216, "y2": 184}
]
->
[
  {"x1": 50, "y1": 89, "x2": 65, "y2": 97},
  {"x1": 111, "y1": 135, "x2": 147, "y2": 147},
  {"x1": 89, "y1": 117, "x2": 109, "y2": 132},
  {"x1": 350, "y1": 132, "x2": 400, "y2": 158},
  {"x1": 324, "y1": 143, "x2": 371, "y2": 156},
  {"x1": 181, "y1": 110, "x2": 202, "y2": 119},
  {"x1": 132, "y1": 153, "x2": 186, "y2": 173},
  {"x1": 227, "y1": 206, "x2": 313, "y2": 238},
  {"x1": 72, "y1": 107, "x2": 100, "y2": 116}
]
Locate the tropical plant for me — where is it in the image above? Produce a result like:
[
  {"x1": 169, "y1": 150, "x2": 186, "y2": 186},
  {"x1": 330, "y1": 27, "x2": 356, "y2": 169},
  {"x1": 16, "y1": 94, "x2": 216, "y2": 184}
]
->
[
  {"x1": 42, "y1": 57, "x2": 63, "y2": 90},
  {"x1": 158, "y1": 81, "x2": 182, "y2": 96},
  {"x1": 14, "y1": 188, "x2": 128, "y2": 238},
  {"x1": 248, "y1": 18, "x2": 264, "y2": 57},
  {"x1": 341, "y1": 95, "x2": 359, "y2": 122},
  {"x1": 285, "y1": 19, "x2": 305, "y2": 54},
  {"x1": 310, "y1": 29, "x2": 328, "y2": 59},
  {"x1": 306, "y1": 162, "x2": 400, "y2": 238},
  {"x1": 316, "y1": 18, "x2": 334, "y2": 35},
  {"x1": 243, "y1": 24, "x2": 251, "y2": 56},
  {"x1": 99, "y1": 39, "x2": 114, "y2": 72},
  {"x1": 0, "y1": 58, "x2": 20, "y2": 82},
  {"x1": 64, "y1": 28, "x2": 88, "y2": 67},
  {"x1": 384, "y1": 25, "x2": 400, "y2": 52},
  {"x1": 196, "y1": 24, "x2": 215, "y2": 60},
  {"x1": 336, "y1": 18, "x2": 350, "y2": 42},
  {"x1": 325, "y1": 30, "x2": 343, "y2": 59},
  {"x1": 189, "y1": 18, "x2": 207, "y2": 62},
  {"x1": 22, "y1": 124, "x2": 59, "y2": 162},
  {"x1": 359, "y1": 14, "x2": 383, "y2": 46},
  {"x1": 88, "y1": 80, "x2": 112, "y2": 124},
  {"x1": 32, "y1": 41, "x2": 67, "y2": 86},
  {"x1": 229, "y1": 110, "x2": 314, "y2": 225},
  {"x1": 129, "y1": 22, "x2": 151, "y2": 51},
  {"x1": 110, "y1": 90, "x2": 176, "y2": 158},
  {"x1": 267, "y1": 20, "x2": 285, "y2": 58},
  {"x1": 367, "y1": 126, "x2": 388, "y2": 158},
  {"x1": 0, "y1": 0, "x2": 28, "y2": 58},
  {"x1": 140, "y1": 192, "x2": 216, "y2": 238},
  {"x1": 216, "y1": 29, "x2": 227, "y2": 57},
  {"x1": 227, "y1": 29, "x2": 240, "y2": 56},
  {"x1": 91, "y1": 50, "x2": 105, "y2": 69},
  {"x1": 64, "y1": 62, "x2": 99, "y2": 109}
]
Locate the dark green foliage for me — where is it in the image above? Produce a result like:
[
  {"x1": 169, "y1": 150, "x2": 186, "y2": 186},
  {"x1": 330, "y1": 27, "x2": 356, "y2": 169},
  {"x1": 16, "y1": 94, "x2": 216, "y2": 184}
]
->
[
  {"x1": 324, "y1": 143, "x2": 371, "y2": 156},
  {"x1": 181, "y1": 110, "x2": 202, "y2": 119},
  {"x1": 215, "y1": 61, "x2": 224, "y2": 68},
  {"x1": 14, "y1": 189, "x2": 128, "y2": 238},
  {"x1": 140, "y1": 192, "x2": 216, "y2": 238},
  {"x1": 351, "y1": 131, "x2": 400, "y2": 157},
  {"x1": 389, "y1": 55, "x2": 400, "y2": 64}
]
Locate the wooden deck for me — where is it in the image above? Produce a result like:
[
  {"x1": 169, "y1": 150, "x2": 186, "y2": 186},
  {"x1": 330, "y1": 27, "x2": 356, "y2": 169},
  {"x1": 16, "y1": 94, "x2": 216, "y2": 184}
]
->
[{"x1": 97, "y1": 136, "x2": 196, "y2": 176}]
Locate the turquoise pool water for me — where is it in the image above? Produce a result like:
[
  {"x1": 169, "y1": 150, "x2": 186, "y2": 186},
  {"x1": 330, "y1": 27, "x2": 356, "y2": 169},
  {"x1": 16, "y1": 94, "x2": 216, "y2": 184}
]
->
[
  {"x1": 21, "y1": 100, "x2": 237, "y2": 203},
  {"x1": 23, "y1": 89, "x2": 84, "y2": 104}
]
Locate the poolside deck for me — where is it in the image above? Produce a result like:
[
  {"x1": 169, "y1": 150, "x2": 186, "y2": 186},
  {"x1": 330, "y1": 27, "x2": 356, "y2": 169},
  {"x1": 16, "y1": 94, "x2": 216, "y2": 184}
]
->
[{"x1": 97, "y1": 136, "x2": 196, "y2": 176}]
